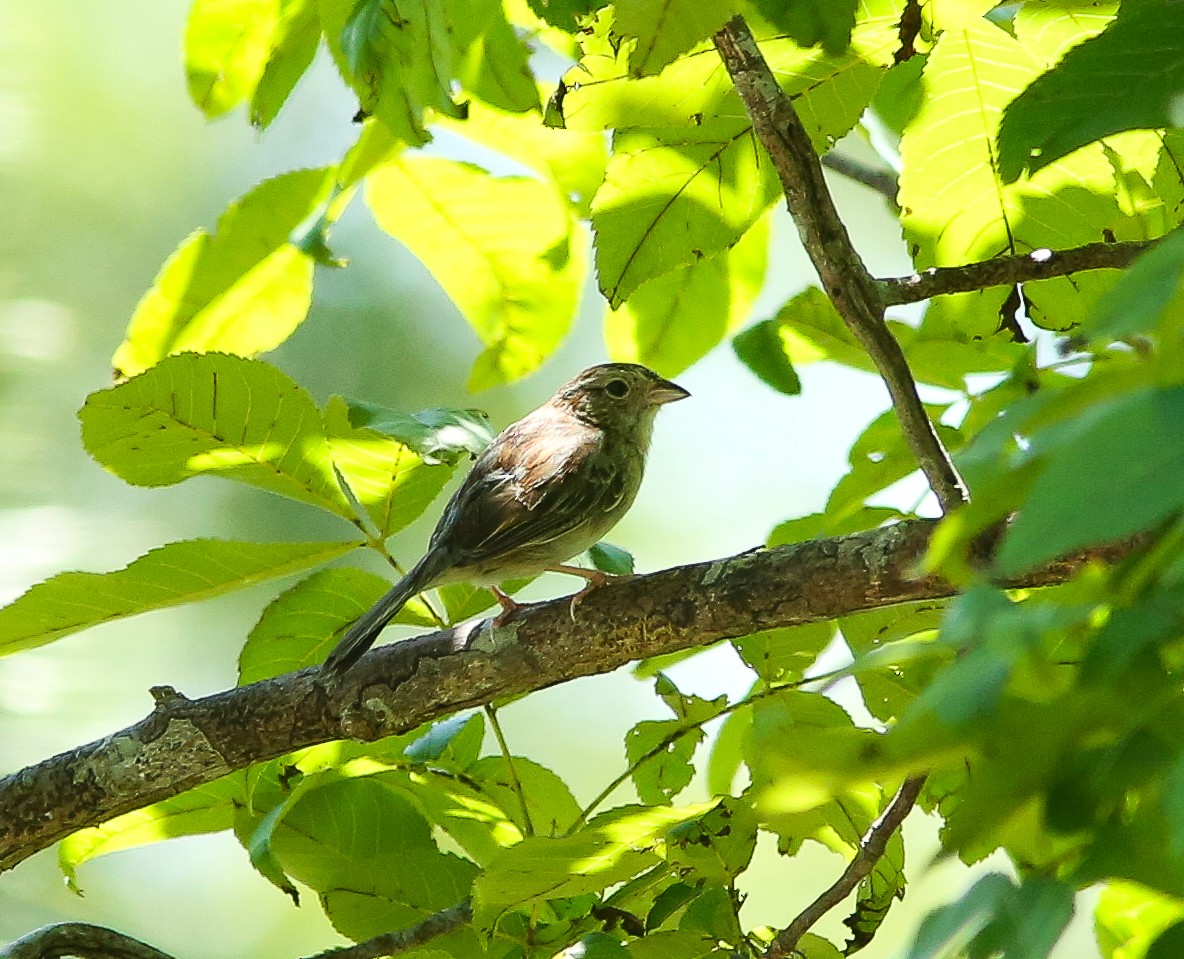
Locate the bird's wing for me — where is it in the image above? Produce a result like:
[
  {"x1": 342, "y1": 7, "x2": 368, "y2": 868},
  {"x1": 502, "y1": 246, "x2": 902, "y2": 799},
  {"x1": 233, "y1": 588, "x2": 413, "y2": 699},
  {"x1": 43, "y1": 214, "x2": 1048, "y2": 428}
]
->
[{"x1": 431, "y1": 411, "x2": 627, "y2": 563}]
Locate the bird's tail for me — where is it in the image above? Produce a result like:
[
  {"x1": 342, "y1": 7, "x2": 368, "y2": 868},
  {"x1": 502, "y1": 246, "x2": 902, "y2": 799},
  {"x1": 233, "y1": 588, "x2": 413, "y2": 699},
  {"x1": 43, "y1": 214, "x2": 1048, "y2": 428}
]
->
[{"x1": 321, "y1": 556, "x2": 441, "y2": 677}]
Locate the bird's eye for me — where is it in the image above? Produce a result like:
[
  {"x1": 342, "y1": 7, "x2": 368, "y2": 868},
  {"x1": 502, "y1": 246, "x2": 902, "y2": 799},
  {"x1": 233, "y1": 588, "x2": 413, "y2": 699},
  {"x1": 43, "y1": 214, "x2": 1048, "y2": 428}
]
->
[{"x1": 605, "y1": 378, "x2": 630, "y2": 398}]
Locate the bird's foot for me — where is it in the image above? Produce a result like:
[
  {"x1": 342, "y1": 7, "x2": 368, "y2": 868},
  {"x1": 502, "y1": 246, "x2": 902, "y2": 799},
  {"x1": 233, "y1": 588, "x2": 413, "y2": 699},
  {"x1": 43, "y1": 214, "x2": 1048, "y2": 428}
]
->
[
  {"x1": 490, "y1": 586, "x2": 526, "y2": 627},
  {"x1": 549, "y1": 564, "x2": 631, "y2": 620}
]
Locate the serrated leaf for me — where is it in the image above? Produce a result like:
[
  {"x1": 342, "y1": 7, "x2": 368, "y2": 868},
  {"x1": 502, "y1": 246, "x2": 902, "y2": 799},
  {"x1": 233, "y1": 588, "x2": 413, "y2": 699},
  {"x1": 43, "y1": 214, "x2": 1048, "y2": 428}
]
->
[
  {"x1": 608, "y1": 213, "x2": 769, "y2": 377},
  {"x1": 560, "y1": 3, "x2": 897, "y2": 133},
  {"x1": 1087, "y1": 225, "x2": 1184, "y2": 342},
  {"x1": 750, "y1": 0, "x2": 859, "y2": 55},
  {"x1": 473, "y1": 801, "x2": 720, "y2": 925},
  {"x1": 60, "y1": 775, "x2": 246, "y2": 889},
  {"x1": 468, "y1": 755, "x2": 582, "y2": 837},
  {"x1": 267, "y1": 776, "x2": 478, "y2": 939},
  {"x1": 81, "y1": 353, "x2": 354, "y2": 517},
  {"x1": 448, "y1": 0, "x2": 539, "y2": 112},
  {"x1": 367, "y1": 155, "x2": 585, "y2": 389},
  {"x1": 998, "y1": 0, "x2": 1184, "y2": 181},
  {"x1": 320, "y1": 0, "x2": 461, "y2": 145},
  {"x1": 627, "y1": 720, "x2": 701, "y2": 804},
  {"x1": 324, "y1": 395, "x2": 456, "y2": 536},
  {"x1": 113, "y1": 168, "x2": 343, "y2": 378},
  {"x1": 592, "y1": 120, "x2": 780, "y2": 306},
  {"x1": 185, "y1": 0, "x2": 281, "y2": 118},
  {"x1": 251, "y1": 0, "x2": 321, "y2": 127},
  {"x1": 732, "y1": 622, "x2": 836, "y2": 684},
  {"x1": 341, "y1": 398, "x2": 494, "y2": 465},
  {"x1": 899, "y1": 19, "x2": 1123, "y2": 333},
  {"x1": 238, "y1": 567, "x2": 438, "y2": 685},
  {"x1": 0, "y1": 538, "x2": 353, "y2": 656},
  {"x1": 614, "y1": 0, "x2": 739, "y2": 76}
]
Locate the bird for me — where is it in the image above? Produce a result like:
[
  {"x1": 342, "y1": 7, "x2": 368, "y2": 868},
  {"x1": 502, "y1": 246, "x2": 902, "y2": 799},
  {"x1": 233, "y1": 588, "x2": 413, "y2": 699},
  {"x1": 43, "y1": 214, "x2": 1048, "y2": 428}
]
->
[{"x1": 321, "y1": 363, "x2": 690, "y2": 676}]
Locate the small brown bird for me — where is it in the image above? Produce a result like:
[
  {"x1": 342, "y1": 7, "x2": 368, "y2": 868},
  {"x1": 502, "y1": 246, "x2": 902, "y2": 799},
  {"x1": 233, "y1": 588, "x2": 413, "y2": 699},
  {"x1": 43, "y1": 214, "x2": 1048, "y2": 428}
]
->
[{"x1": 322, "y1": 363, "x2": 689, "y2": 676}]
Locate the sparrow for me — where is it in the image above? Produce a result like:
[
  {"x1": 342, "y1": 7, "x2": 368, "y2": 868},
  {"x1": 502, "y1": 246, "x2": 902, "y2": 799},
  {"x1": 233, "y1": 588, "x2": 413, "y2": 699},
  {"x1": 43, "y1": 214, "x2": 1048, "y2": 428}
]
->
[{"x1": 322, "y1": 363, "x2": 689, "y2": 676}]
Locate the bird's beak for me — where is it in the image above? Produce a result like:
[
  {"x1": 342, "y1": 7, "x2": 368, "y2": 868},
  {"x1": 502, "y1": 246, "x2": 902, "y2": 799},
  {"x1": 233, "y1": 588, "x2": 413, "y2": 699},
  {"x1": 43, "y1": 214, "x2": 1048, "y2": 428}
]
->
[{"x1": 649, "y1": 377, "x2": 691, "y2": 405}]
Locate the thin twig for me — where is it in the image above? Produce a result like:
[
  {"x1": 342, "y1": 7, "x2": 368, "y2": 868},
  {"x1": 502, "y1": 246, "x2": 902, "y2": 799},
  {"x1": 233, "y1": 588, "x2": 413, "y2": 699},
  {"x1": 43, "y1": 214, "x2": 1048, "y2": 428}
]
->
[
  {"x1": 311, "y1": 901, "x2": 472, "y2": 959},
  {"x1": 879, "y1": 239, "x2": 1157, "y2": 306},
  {"x1": 485, "y1": 704, "x2": 535, "y2": 837},
  {"x1": 765, "y1": 776, "x2": 927, "y2": 959},
  {"x1": 821, "y1": 152, "x2": 899, "y2": 203},
  {"x1": 712, "y1": 16, "x2": 968, "y2": 513}
]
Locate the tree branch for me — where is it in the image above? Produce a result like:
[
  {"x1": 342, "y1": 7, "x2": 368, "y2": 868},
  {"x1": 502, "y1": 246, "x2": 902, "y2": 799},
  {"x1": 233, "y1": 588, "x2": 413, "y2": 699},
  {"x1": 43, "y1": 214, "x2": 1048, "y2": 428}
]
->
[
  {"x1": 1, "y1": 922, "x2": 176, "y2": 959},
  {"x1": 764, "y1": 775, "x2": 927, "y2": 958},
  {"x1": 712, "y1": 16, "x2": 968, "y2": 512},
  {"x1": 820, "y1": 152, "x2": 899, "y2": 204},
  {"x1": 0, "y1": 520, "x2": 1131, "y2": 873},
  {"x1": 879, "y1": 239, "x2": 1157, "y2": 307},
  {"x1": 312, "y1": 901, "x2": 471, "y2": 959}
]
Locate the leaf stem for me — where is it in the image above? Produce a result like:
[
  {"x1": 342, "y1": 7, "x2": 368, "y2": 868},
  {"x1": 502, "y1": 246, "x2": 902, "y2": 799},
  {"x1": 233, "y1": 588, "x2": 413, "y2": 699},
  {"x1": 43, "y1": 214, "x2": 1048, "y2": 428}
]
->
[{"x1": 485, "y1": 704, "x2": 534, "y2": 837}]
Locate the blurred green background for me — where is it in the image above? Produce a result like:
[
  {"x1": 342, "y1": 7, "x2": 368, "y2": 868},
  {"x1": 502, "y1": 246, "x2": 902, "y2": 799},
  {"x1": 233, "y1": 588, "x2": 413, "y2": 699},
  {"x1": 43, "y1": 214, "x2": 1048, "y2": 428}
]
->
[{"x1": 0, "y1": 2, "x2": 1097, "y2": 956}]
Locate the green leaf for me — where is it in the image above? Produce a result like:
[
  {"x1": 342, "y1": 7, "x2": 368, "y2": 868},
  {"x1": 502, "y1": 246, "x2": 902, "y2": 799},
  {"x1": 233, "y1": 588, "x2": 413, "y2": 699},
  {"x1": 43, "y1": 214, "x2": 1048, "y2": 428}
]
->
[
  {"x1": 267, "y1": 776, "x2": 478, "y2": 939},
  {"x1": 406, "y1": 713, "x2": 486, "y2": 770},
  {"x1": 0, "y1": 539, "x2": 353, "y2": 656},
  {"x1": 665, "y1": 797, "x2": 757, "y2": 883},
  {"x1": 340, "y1": 398, "x2": 494, "y2": 465},
  {"x1": 559, "y1": 6, "x2": 896, "y2": 134},
  {"x1": 906, "y1": 873, "x2": 1013, "y2": 959},
  {"x1": 588, "y1": 542, "x2": 635, "y2": 575},
  {"x1": 251, "y1": 0, "x2": 321, "y2": 128},
  {"x1": 907, "y1": 875, "x2": 1073, "y2": 959},
  {"x1": 438, "y1": 100, "x2": 607, "y2": 215},
  {"x1": 238, "y1": 567, "x2": 438, "y2": 685},
  {"x1": 899, "y1": 18, "x2": 1122, "y2": 333},
  {"x1": 1096, "y1": 882, "x2": 1184, "y2": 959},
  {"x1": 324, "y1": 395, "x2": 456, "y2": 536},
  {"x1": 767, "y1": 286, "x2": 875, "y2": 374},
  {"x1": 472, "y1": 800, "x2": 720, "y2": 925},
  {"x1": 367, "y1": 155, "x2": 585, "y2": 389},
  {"x1": 320, "y1": 0, "x2": 461, "y2": 146},
  {"x1": 447, "y1": 0, "x2": 539, "y2": 112},
  {"x1": 998, "y1": 0, "x2": 1184, "y2": 181},
  {"x1": 592, "y1": 120, "x2": 780, "y2": 306},
  {"x1": 608, "y1": 213, "x2": 769, "y2": 377},
  {"x1": 626, "y1": 676, "x2": 727, "y2": 804},
  {"x1": 749, "y1": 0, "x2": 858, "y2": 55},
  {"x1": 468, "y1": 756, "x2": 582, "y2": 837},
  {"x1": 81, "y1": 353, "x2": 354, "y2": 517},
  {"x1": 998, "y1": 387, "x2": 1184, "y2": 574},
  {"x1": 523, "y1": 0, "x2": 598, "y2": 31},
  {"x1": 732, "y1": 319, "x2": 802, "y2": 397},
  {"x1": 60, "y1": 775, "x2": 246, "y2": 889},
  {"x1": 1148, "y1": 923, "x2": 1184, "y2": 959},
  {"x1": 112, "y1": 168, "x2": 342, "y2": 378},
  {"x1": 185, "y1": 0, "x2": 281, "y2": 118},
  {"x1": 731, "y1": 622, "x2": 836, "y2": 684},
  {"x1": 613, "y1": 0, "x2": 739, "y2": 76},
  {"x1": 1088, "y1": 226, "x2": 1184, "y2": 342}
]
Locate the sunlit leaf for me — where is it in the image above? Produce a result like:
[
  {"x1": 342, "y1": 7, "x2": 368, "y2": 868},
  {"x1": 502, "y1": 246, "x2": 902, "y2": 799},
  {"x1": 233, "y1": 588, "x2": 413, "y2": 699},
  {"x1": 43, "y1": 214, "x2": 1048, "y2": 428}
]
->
[
  {"x1": 185, "y1": 0, "x2": 281, "y2": 118},
  {"x1": 998, "y1": 0, "x2": 1184, "y2": 181},
  {"x1": 614, "y1": 0, "x2": 738, "y2": 76},
  {"x1": 0, "y1": 539, "x2": 353, "y2": 656},
  {"x1": 113, "y1": 168, "x2": 344, "y2": 378},
  {"x1": 82, "y1": 353, "x2": 353, "y2": 517},
  {"x1": 367, "y1": 155, "x2": 585, "y2": 389}
]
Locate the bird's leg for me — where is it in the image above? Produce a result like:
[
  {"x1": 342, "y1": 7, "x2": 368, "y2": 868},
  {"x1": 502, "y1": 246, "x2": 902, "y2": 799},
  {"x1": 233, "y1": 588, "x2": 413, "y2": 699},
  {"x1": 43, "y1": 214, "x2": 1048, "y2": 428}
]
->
[
  {"x1": 490, "y1": 586, "x2": 526, "y2": 627},
  {"x1": 549, "y1": 564, "x2": 629, "y2": 619}
]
